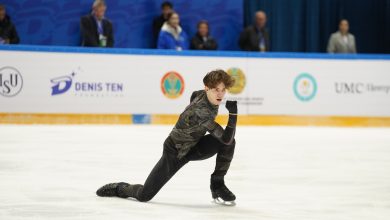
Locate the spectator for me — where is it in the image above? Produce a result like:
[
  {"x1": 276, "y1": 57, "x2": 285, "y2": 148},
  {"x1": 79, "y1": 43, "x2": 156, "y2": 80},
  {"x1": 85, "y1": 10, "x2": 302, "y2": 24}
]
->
[
  {"x1": 239, "y1": 11, "x2": 270, "y2": 52},
  {"x1": 0, "y1": 4, "x2": 19, "y2": 44},
  {"x1": 327, "y1": 19, "x2": 357, "y2": 53},
  {"x1": 157, "y1": 12, "x2": 189, "y2": 51},
  {"x1": 190, "y1": 20, "x2": 218, "y2": 50},
  {"x1": 153, "y1": 1, "x2": 173, "y2": 48},
  {"x1": 80, "y1": 0, "x2": 114, "y2": 47}
]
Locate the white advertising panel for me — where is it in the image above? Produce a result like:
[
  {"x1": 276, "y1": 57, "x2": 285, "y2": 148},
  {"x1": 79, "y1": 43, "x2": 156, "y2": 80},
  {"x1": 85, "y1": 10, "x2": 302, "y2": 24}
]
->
[{"x1": 1, "y1": 49, "x2": 389, "y2": 117}]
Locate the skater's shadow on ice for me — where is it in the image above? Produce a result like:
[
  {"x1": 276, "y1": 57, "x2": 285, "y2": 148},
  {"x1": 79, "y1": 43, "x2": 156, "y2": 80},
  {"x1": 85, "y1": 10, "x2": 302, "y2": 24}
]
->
[
  {"x1": 147, "y1": 201, "x2": 220, "y2": 209},
  {"x1": 126, "y1": 198, "x2": 228, "y2": 209},
  {"x1": 124, "y1": 197, "x2": 215, "y2": 209},
  {"x1": 123, "y1": 198, "x2": 262, "y2": 216}
]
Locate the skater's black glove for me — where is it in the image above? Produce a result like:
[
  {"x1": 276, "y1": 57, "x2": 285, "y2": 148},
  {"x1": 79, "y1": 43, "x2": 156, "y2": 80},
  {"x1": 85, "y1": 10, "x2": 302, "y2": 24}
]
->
[
  {"x1": 204, "y1": 100, "x2": 237, "y2": 145},
  {"x1": 225, "y1": 100, "x2": 237, "y2": 131},
  {"x1": 225, "y1": 100, "x2": 237, "y2": 114}
]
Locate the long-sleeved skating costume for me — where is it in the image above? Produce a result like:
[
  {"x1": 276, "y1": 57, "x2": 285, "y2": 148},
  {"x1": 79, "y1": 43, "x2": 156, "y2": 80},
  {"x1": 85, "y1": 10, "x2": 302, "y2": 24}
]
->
[
  {"x1": 98, "y1": 90, "x2": 237, "y2": 202},
  {"x1": 170, "y1": 90, "x2": 236, "y2": 159}
]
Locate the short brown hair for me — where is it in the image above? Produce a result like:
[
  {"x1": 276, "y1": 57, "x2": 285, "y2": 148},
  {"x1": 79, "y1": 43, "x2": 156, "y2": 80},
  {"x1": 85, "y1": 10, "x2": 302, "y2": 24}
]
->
[{"x1": 203, "y1": 69, "x2": 235, "y2": 89}]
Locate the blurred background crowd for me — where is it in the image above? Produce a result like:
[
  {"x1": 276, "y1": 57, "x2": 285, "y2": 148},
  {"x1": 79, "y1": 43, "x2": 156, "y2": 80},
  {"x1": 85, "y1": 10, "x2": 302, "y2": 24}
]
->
[{"x1": 0, "y1": 0, "x2": 389, "y2": 53}]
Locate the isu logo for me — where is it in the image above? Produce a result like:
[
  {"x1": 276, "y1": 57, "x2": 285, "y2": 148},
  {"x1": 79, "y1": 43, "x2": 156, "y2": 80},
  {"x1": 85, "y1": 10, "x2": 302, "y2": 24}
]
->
[
  {"x1": 161, "y1": 71, "x2": 185, "y2": 99},
  {"x1": 0, "y1": 67, "x2": 23, "y2": 97},
  {"x1": 227, "y1": 67, "x2": 246, "y2": 95}
]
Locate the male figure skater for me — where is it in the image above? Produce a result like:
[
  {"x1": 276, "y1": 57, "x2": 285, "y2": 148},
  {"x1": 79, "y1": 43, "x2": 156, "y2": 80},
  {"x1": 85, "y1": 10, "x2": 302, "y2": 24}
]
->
[{"x1": 96, "y1": 69, "x2": 237, "y2": 205}]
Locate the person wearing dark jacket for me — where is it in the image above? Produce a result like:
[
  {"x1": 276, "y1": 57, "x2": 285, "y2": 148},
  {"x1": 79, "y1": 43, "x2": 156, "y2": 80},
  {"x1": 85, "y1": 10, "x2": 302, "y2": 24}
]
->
[
  {"x1": 80, "y1": 0, "x2": 114, "y2": 47},
  {"x1": 190, "y1": 20, "x2": 218, "y2": 50},
  {"x1": 152, "y1": 1, "x2": 174, "y2": 48},
  {"x1": 239, "y1": 11, "x2": 270, "y2": 52},
  {"x1": 0, "y1": 4, "x2": 19, "y2": 44}
]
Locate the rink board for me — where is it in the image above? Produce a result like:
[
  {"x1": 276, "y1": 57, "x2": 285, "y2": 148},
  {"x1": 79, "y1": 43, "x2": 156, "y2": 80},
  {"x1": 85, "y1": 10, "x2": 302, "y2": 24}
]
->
[
  {"x1": 1, "y1": 113, "x2": 390, "y2": 127},
  {"x1": 1, "y1": 45, "x2": 390, "y2": 126}
]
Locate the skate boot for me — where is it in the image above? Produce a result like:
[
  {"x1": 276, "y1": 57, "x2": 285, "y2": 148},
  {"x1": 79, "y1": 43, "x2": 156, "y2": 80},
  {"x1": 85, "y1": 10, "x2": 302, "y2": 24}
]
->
[
  {"x1": 210, "y1": 176, "x2": 236, "y2": 206},
  {"x1": 96, "y1": 182, "x2": 130, "y2": 198}
]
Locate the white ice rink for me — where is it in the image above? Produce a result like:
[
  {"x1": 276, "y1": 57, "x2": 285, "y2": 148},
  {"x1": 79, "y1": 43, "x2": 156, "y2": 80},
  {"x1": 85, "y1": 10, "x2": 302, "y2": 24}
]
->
[{"x1": 0, "y1": 125, "x2": 389, "y2": 220}]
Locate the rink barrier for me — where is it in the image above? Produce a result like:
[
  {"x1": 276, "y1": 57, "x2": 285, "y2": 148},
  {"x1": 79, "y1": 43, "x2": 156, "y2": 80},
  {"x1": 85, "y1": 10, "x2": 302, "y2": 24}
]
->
[
  {"x1": 1, "y1": 45, "x2": 390, "y2": 126},
  {"x1": 0, "y1": 113, "x2": 133, "y2": 124},
  {"x1": 153, "y1": 115, "x2": 390, "y2": 127},
  {"x1": 1, "y1": 113, "x2": 390, "y2": 127},
  {"x1": 1, "y1": 44, "x2": 390, "y2": 60}
]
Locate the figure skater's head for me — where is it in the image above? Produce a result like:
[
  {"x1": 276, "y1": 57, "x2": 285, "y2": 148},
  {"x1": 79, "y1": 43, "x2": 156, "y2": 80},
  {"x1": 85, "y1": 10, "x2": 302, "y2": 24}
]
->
[{"x1": 203, "y1": 70, "x2": 235, "y2": 106}]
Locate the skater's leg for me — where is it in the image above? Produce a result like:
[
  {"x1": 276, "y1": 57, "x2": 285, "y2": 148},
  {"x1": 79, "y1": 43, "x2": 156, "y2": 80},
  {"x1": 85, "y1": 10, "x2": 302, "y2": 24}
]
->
[
  {"x1": 212, "y1": 138, "x2": 235, "y2": 178},
  {"x1": 185, "y1": 134, "x2": 236, "y2": 202},
  {"x1": 185, "y1": 134, "x2": 221, "y2": 161},
  {"x1": 210, "y1": 139, "x2": 236, "y2": 202},
  {"x1": 117, "y1": 139, "x2": 188, "y2": 202},
  {"x1": 185, "y1": 134, "x2": 236, "y2": 178}
]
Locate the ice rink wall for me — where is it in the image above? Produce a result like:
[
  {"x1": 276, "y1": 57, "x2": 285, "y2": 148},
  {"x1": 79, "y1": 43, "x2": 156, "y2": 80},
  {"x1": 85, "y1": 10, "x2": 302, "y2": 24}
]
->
[{"x1": 1, "y1": 45, "x2": 390, "y2": 126}]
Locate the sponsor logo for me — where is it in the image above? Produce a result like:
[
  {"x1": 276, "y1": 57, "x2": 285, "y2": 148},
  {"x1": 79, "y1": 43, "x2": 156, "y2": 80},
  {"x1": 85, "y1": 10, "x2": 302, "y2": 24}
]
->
[
  {"x1": 51, "y1": 72, "x2": 75, "y2": 95},
  {"x1": 293, "y1": 73, "x2": 317, "y2": 102},
  {"x1": 335, "y1": 82, "x2": 390, "y2": 94},
  {"x1": 0, "y1": 67, "x2": 23, "y2": 97},
  {"x1": 50, "y1": 68, "x2": 124, "y2": 97},
  {"x1": 227, "y1": 67, "x2": 246, "y2": 95},
  {"x1": 161, "y1": 71, "x2": 185, "y2": 99}
]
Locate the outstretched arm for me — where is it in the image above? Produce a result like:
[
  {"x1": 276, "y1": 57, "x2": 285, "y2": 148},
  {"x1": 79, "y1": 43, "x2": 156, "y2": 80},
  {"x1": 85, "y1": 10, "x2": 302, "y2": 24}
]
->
[{"x1": 202, "y1": 101, "x2": 237, "y2": 145}]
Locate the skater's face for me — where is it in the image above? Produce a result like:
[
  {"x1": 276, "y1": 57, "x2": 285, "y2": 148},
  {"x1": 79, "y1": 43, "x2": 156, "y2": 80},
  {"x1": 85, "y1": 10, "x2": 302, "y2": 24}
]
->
[{"x1": 205, "y1": 82, "x2": 226, "y2": 106}]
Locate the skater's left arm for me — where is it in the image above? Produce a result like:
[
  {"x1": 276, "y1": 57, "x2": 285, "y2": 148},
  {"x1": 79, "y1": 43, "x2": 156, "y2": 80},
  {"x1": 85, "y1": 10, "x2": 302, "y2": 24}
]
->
[{"x1": 202, "y1": 101, "x2": 237, "y2": 145}]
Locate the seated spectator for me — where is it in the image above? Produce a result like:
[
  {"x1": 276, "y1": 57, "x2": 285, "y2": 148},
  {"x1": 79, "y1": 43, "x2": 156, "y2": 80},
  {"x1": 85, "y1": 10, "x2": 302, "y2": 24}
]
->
[
  {"x1": 157, "y1": 12, "x2": 189, "y2": 51},
  {"x1": 327, "y1": 19, "x2": 357, "y2": 53},
  {"x1": 190, "y1": 20, "x2": 218, "y2": 50},
  {"x1": 0, "y1": 4, "x2": 19, "y2": 44},
  {"x1": 80, "y1": 0, "x2": 114, "y2": 47},
  {"x1": 239, "y1": 11, "x2": 270, "y2": 52},
  {"x1": 153, "y1": 1, "x2": 174, "y2": 48}
]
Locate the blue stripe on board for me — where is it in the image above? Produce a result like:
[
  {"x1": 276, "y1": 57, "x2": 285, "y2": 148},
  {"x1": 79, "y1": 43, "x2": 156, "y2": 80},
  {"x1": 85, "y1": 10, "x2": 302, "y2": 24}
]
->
[
  {"x1": 132, "y1": 114, "x2": 151, "y2": 124},
  {"x1": 1, "y1": 45, "x2": 389, "y2": 60}
]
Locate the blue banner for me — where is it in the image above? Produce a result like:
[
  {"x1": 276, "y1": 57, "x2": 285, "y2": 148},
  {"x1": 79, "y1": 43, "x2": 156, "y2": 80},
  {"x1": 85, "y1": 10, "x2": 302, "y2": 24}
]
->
[{"x1": 2, "y1": 0, "x2": 243, "y2": 50}]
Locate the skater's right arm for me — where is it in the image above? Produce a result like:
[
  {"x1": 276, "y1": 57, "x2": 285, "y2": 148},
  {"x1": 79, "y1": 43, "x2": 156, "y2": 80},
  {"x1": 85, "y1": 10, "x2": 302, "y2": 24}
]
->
[{"x1": 201, "y1": 101, "x2": 237, "y2": 145}]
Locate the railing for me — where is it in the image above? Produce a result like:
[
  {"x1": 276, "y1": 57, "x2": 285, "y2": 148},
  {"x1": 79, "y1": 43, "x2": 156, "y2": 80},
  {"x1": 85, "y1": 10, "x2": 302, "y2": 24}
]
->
[{"x1": 1, "y1": 44, "x2": 389, "y2": 60}]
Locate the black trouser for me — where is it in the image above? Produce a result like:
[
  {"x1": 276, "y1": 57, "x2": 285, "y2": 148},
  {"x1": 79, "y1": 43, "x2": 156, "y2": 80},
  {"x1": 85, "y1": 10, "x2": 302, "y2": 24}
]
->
[{"x1": 118, "y1": 134, "x2": 235, "y2": 202}]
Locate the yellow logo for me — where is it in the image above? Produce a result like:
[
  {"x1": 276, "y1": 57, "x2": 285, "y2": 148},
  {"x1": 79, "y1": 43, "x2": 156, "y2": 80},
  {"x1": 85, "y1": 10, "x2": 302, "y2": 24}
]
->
[
  {"x1": 161, "y1": 71, "x2": 185, "y2": 99},
  {"x1": 227, "y1": 67, "x2": 246, "y2": 94}
]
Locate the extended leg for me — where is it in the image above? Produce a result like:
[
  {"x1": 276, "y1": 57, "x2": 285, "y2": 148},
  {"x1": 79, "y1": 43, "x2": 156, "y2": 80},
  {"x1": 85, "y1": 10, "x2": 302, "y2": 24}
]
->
[
  {"x1": 97, "y1": 139, "x2": 188, "y2": 202},
  {"x1": 120, "y1": 150, "x2": 187, "y2": 202}
]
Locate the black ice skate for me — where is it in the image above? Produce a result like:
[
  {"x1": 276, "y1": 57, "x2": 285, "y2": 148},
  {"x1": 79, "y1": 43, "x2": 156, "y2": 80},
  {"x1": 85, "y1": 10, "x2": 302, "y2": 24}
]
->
[
  {"x1": 96, "y1": 182, "x2": 129, "y2": 198},
  {"x1": 210, "y1": 179, "x2": 236, "y2": 206}
]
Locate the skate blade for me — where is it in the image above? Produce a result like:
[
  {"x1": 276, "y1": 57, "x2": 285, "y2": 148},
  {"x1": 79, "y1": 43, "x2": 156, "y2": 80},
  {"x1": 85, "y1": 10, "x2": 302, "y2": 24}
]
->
[{"x1": 212, "y1": 198, "x2": 236, "y2": 206}]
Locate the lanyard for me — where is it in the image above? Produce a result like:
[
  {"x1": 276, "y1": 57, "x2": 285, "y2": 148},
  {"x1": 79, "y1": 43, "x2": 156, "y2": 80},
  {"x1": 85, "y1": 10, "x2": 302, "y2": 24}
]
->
[{"x1": 96, "y1": 20, "x2": 104, "y2": 35}]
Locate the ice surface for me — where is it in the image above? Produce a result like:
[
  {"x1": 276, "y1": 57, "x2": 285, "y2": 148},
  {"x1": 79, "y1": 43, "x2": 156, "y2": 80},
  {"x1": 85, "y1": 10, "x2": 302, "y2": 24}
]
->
[{"x1": 0, "y1": 125, "x2": 389, "y2": 220}]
